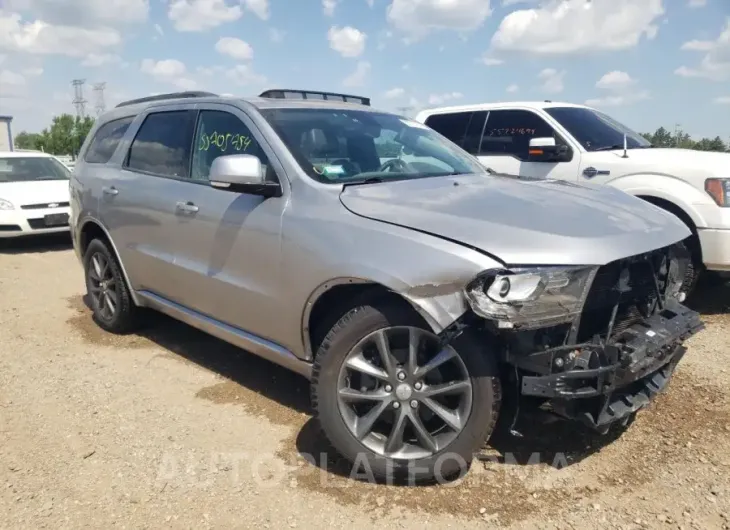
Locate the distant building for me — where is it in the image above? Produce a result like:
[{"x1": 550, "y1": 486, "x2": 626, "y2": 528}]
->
[{"x1": 0, "y1": 116, "x2": 13, "y2": 152}]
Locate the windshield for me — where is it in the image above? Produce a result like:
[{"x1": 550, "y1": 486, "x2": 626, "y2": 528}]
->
[
  {"x1": 544, "y1": 107, "x2": 651, "y2": 152},
  {"x1": 261, "y1": 108, "x2": 486, "y2": 184},
  {"x1": 0, "y1": 157, "x2": 71, "y2": 182}
]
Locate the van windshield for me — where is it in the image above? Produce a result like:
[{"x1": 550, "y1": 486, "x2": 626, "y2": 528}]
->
[
  {"x1": 261, "y1": 108, "x2": 486, "y2": 184},
  {"x1": 545, "y1": 107, "x2": 652, "y2": 152}
]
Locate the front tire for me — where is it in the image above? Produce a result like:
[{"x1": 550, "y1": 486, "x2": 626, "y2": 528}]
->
[
  {"x1": 312, "y1": 300, "x2": 501, "y2": 483},
  {"x1": 83, "y1": 238, "x2": 140, "y2": 334}
]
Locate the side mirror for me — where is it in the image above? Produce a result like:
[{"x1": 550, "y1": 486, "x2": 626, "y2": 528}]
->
[
  {"x1": 528, "y1": 137, "x2": 572, "y2": 162},
  {"x1": 209, "y1": 154, "x2": 281, "y2": 198}
]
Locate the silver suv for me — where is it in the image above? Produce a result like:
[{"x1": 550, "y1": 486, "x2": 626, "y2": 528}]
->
[{"x1": 70, "y1": 89, "x2": 704, "y2": 482}]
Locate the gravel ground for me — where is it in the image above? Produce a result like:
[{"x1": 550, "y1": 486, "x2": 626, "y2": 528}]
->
[{"x1": 1, "y1": 234, "x2": 729, "y2": 530}]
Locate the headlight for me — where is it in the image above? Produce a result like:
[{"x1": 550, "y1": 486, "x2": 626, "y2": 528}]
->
[
  {"x1": 0, "y1": 198, "x2": 14, "y2": 210},
  {"x1": 464, "y1": 266, "x2": 598, "y2": 329},
  {"x1": 705, "y1": 178, "x2": 730, "y2": 207}
]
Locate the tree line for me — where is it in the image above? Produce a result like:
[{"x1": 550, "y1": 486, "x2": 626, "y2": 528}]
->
[
  {"x1": 13, "y1": 114, "x2": 730, "y2": 157},
  {"x1": 640, "y1": 127, "x2": 728, "y2": 152},
  {"x1": 14, "y1": 114, "x2": 95, "y2": 158}
]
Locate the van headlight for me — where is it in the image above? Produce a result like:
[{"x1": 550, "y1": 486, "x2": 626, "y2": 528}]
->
[
  {"x1": 0, "y1": 198, "x2": 14, "y2": 210},
  {"x1": 464, "y1": 266, "x2": 598, "y2": 329}
]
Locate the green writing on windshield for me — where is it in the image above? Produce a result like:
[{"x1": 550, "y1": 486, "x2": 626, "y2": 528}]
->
[{"x1": 199, "y1": 131, "x2": 252, "y2": 152}]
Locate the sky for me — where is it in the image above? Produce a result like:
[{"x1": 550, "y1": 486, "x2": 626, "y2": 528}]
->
[{"x1": 0, "y1": 0, "x2": 729, "y2": 141}]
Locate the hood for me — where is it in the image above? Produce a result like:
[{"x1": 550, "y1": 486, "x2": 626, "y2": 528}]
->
[
  {"x1": 339, "y1": 174, "x2": 691, "y2": 266},
  {"x1": 0, "y1": 180, "x2": 70, "y2": 207},
  {"x1": 592, "y1": 147, "x2": 729, "y2": 174}
]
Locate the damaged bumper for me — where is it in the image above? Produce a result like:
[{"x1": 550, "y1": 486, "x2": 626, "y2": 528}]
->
[{"x1": 516, "y1": 302, "x2": 704, "y2": 430}]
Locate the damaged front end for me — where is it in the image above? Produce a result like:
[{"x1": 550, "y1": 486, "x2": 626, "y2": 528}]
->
[{"x1": 457, "y1": 242, "x2": 704, "y2": 433}]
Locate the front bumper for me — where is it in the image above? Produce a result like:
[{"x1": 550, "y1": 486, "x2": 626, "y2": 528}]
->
[
  {"x1": 0, "y1": 207, "x2": 71, "y2": 238},
  {"x1": 698, "y1": 228, "x2": 730, "y2": 272},
  {"x1": 518, "y1": 302, "x2": 703, "y2": 430}
]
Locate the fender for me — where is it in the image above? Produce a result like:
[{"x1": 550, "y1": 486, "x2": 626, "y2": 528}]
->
[
  {"x1": 604, "y1": 173, "x2": 711, "y2": 229},
  {"x1": 77, "y1": 216, "x2": 144, "y2": 307}
]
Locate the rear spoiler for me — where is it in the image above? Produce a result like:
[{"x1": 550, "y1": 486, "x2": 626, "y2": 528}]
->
[{"x1": 259, "y1": 89, "x2": 370, "y2": 106}]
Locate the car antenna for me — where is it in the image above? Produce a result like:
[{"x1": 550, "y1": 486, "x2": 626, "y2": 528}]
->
[{"x1": 621, "y1": 133, "x2": 629, "y2": 158}]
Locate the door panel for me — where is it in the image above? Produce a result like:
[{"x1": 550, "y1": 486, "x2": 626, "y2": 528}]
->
[
  {"x1": 168, "y1": 107, "x2": 288, "y2": 342},
  {"x1": 101, "y1": 108, "x2": 197, "y2": 300}
]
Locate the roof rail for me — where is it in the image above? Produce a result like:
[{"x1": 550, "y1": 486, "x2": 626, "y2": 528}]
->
[
  {"x1": 259, "y1": 89, "x2": 370, "y2": 106},
  {"x1": 115, "y1": 91, "x2": 218, "y2": 108}
]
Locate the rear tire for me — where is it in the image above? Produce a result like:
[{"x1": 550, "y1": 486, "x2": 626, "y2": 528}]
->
[
  {"x1": 83, "y1": 238, "x2": 140, "y2": 334},
  {"x1": 311, "y1": 300, "x2": 501, "y2": 484}
]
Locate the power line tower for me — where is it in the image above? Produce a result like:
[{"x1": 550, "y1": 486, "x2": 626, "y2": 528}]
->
[
  {"x1": 92, "y1": 82, "x2": 107, "y2": 116},
  {"x1": 396, "y1": 105, "x2": 415, "y2": 117},
  {"x1": 72, "y1": 79, "x2": 88, "y2": 119}
]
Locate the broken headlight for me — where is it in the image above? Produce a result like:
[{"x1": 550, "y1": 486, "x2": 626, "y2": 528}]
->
[{"x1": 464, "y1": 266, "x2": 598, "y2": 329}]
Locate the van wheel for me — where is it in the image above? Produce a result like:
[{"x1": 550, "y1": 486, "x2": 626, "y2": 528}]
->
[
  {"x1": 83, "y1": 238, "x2": 140, "y2": 334},
  {"x1": 311, "y1": 301, "x2": 501, "y2": 483}
]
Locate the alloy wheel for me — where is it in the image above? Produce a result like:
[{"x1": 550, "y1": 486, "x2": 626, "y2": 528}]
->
[
  {"x1": 337, "y1": 326, "x2": 472, "y2": 460},
  {"x1": 87, "y1": 252, "x2": 118, "y2": 321}
]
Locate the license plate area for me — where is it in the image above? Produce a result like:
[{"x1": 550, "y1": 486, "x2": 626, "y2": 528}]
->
[{"x1": 44, "y1": 213, "x2": 69, "y2": 227}]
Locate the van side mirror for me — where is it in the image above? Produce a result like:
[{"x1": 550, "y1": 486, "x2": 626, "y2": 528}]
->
[
  {"x1": 528, "y1": 137, "x2": 572, "y2": 163},
  {"x1": 209, "y1": 154, "x2": 282, "y2": 198}
]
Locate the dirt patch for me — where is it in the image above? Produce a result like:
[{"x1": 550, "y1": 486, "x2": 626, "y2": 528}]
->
[{"x1": 65, "y1": 295, "x2": 151, "y2": 349}]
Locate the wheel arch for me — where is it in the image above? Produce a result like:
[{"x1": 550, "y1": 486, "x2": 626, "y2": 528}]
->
[
  {"x1": 302, "y1": 277, "x2": 450, "y2": 360},
  {"x1": 78, "y1": 218, "x2": 142, "y2": 306}
]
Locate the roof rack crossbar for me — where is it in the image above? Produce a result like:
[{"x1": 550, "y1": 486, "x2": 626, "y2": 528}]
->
[
  {"x1": 259, "y1": 89, "x2": 370, "y2": 106},
  {"x1": 115, "y1": 91, "x2": 218, "y2": 108}
]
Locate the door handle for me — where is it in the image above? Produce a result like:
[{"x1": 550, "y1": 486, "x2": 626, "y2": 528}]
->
[
  {"x1": 176, "y1": 201, "x2": 199, "y2": 214},
  {"x1": 102, "y1": 186, "x2": 119, "y2": 196}
]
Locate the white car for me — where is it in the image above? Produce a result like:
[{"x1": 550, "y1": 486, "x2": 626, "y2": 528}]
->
[
  {"x1": 415, "y1": 101, "x2": 730, "y2": 292},
  {"x1": 0, "y1": 151, "x2": 72, "y2": 238}
]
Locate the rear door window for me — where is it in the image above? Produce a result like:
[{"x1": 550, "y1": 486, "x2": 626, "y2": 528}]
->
[
  {"x1": 424, "y1": 112, "x2": 472, "y2": 147},
  {"x1": 84, "y1": 116, "x2": 135, "y2": 164},
  {"x1": 125, "y1": 110, "x2": 197, "y2": 178}
]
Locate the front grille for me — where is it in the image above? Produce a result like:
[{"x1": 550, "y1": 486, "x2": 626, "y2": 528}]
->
[
  {"x1": 21, "y1": 202, "x2": 70, "y2": 210},
  {"x1": 0, "y1": 224, "x2": 22, "y2": 232},
  {"x1": 577, "y1": 245, "x2": 678, "y2": 342}
]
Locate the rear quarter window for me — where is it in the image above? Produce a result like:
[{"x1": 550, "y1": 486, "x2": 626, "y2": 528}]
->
[{"x1": 84, "y1": 116, "x2": 136, "y2": 164}]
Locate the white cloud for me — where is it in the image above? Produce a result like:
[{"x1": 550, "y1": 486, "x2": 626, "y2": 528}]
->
[
  {"x1": 675, "y1": 19, "x2": 730, "y2": 81},
  {"x1": 384, "y1": 87, "x2": 405, "y2": 99},
  {"x1": 714, "y1": 96, "x2": 730, "y2": 104},
  {"x1": 681, "y1": 39, "x2": 714, "y2": 51},
  {"x1": 323, "y1": 0, "x2": 338, "y2": 17},
  {"x1": 328, "y1": 26, "x2": 367, "y2": 58},
  {"x1": 168, "y1": 0, "x2": 242, "y2": 32},
  {"x1": 269, "y1": 28, "x2": 286, "y2": 43},
  {"x1": 366, "y1": 0, "x2": 375, "y2": 6},
  {"x1": 585, "y1": 90, "x2": 650, "y2": 108},
  {"x1": 0, "y1": 12, "x2": 121, "y2": 57},
  {"x1": 225, "y1": 64, "x2": 266, "y2": 86},
  {"x1": 2, "y1": 0, "x2": 148, "y2": 27},
  {"x1": 538, "y1": 68, "x2": 565, "y2": 93},
  {"x1": 595, "y1": 70, "x2": 636, "y2": 90},
  {"x1": 154, "y1": 23, "x2": 164, "y2": 36},
  {"x1": 502, "y1": 0, "x2": 538, "y2": 5},
  {"x1": 215, "y1": 37, "x2": 254, "y2": 61},
  {"x1": 21, "y1": 66, "x2": 43, "y2": 76},
  {"x1": 386, "y1": 0, "x2": 493, "y2": 40},
  {"x1": 688, "y1": 0, "x2": 706, "y2": 7},
  {"x1": 82, "y1": 53, "x2": 122, "y2": 67},
  {"x1": 140, "y1": 58, "x2": 197, "y2": 89},
  {"x1": 0, "y1": 69, "x2": 26, "y2": 98},
  {"x1": 492, "y1": 0, "x2": 664, "y2": 54},
  {"x1": 427, "y1": 92, "x2": 463, "y2": 105},
  {"x1": 343, "y1": 61, "x2": 371, "y2": 87},
  {"x1": 480, "y1": 55, "x2": 504, "y2": 66},
  {"x1": 506, "y1": 83, "x2": 519, "y2": 93},
  {"x1": 243, "y1": 0, "x2": 269, "y2": 19}
]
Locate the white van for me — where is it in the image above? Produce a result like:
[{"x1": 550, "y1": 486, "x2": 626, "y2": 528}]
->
[{"x1": 416, "y1": 101, "x2": 730, "y2": 292}]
